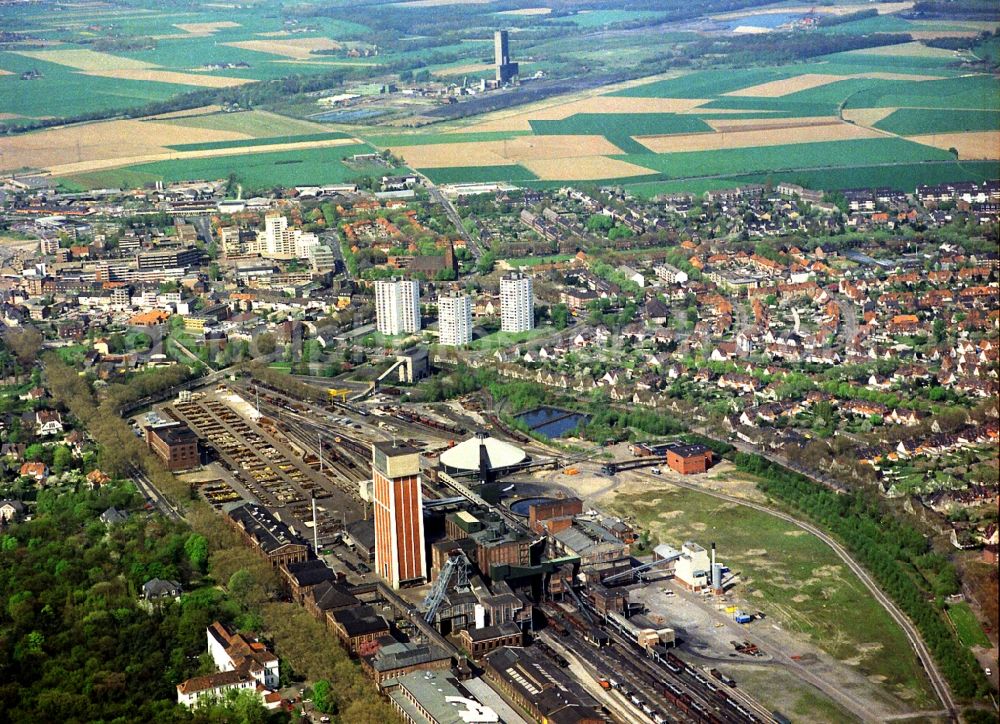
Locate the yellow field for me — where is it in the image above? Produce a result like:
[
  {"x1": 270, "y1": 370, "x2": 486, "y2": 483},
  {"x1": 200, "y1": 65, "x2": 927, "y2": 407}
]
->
[
  {"x1": 81, "y1": 69, "x2": 250, "y2": 87},
  {"x1": 910, "y1": 30, "x2": 982, "y2": 39},
  {"x1": 848, "y1": 42, "x2": 961, "y2": 58},
  {"x1": 399, "y1": 134, "x2": 626, "y2": 168},
  {"x1": 522, "y1": 156, "x2": 654, "y2": 180},
  {"x1": 842, "y1": 107, "x2": 898, "y2": 127},
  {"x1": 47, "y1": 137, "x2": 360, "y2": 177},
  {"x1": 223, "y1": 38, "x2": 341, "y2": 59},
  {"x1": 14, "y1": 48, "x2": 155, "y2": 71},
  {"x1": 458, "y1": 96, "x2": 711, "y2": 132},
  {"x1": 726, "y1": 72, "x2": 943, "y2": 98},
  {"x1": 173, "y1": 21, "x2": 241, "y2": 35},
  {"x1": 637, "y1": 121, "x2": 881, "y2": 153},
  {"x1": 437, "y1": 63, "x2": 493, "y2": 75},
  {"x1": 146, "y1": 105, "x2": 225, "y2": 120},
  {"x1": 0, "y1": 119, "x2": 250, "y2": 172},
  {"x1": 705, "y1": 116, "x2": 841, "y2": 132},
  {"x1": 910, "y1": 131, "x2": 1000, "y2": 159}
]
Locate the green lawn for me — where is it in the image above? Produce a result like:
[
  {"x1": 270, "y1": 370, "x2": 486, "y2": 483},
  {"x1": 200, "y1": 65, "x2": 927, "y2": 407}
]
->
[
  {"x1": 468, "y1": 327, "x2": 549, "y2": 350},
  {"x1": 365, "y1": 131, "x2": 531, "y2": 147},
  {"x1": 502, "y1": 253, "x2": 575, "y2": 267},
  {"x1": 610, "y1": 486, "x2": 936, "y2": 706},
  {"x1": 947, "y1": 602, "x2": 991, "y2": 648},
  {"x1": 611, "y1": 67, "x2": 793, "y2": 99}
]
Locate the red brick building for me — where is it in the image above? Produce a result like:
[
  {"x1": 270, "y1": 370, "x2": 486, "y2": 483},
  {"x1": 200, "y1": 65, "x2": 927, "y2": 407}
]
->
[
  {"x1": 145, "y1": 422, "x2": 200, "y2": 471},
  {"x1": 665, "y1": 443, "x2": 713, "y2": 475}
]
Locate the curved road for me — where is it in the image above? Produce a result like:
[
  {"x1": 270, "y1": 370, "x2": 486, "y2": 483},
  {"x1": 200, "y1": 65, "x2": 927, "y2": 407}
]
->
[{"x1": 631, "y1": 469, "x2": 955, "y2": 719}]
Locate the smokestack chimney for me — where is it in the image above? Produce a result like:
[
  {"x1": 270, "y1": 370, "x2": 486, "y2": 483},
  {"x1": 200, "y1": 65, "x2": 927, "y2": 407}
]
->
[
  {"x1": 711, "y1": 542, "x2": 716, "y2": 569},
  {"x1": 312, "y1": 495, "x2": 319, "y2": 556}
]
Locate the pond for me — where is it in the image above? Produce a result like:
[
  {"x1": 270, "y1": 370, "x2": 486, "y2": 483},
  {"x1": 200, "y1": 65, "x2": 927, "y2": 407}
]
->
[{"x1": 515, "y1": 406, "x2": 591, "y2": 438}]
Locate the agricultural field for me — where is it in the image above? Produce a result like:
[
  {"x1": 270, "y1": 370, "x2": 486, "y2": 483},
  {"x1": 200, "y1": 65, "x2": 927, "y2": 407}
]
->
[
  {"x1": 609, "y1": 484, "x2": 937, "y2": 707},
  {"x1": 64, "y1": 142, "x2": 398, "y2": 192},
  {"x1": 360, "y1": 35, "x2": 997, "y2": 190}
]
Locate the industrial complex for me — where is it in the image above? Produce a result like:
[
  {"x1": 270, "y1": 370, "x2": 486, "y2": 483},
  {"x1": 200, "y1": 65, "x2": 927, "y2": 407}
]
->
[{"x1": 137, "y1": 374, "x2": 778, "y2": 724}]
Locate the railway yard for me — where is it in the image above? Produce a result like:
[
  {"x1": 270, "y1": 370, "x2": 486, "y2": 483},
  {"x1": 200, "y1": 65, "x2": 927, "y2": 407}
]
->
[{"x1": 130, "y1": 369, "x2": 943, "y2": 724}]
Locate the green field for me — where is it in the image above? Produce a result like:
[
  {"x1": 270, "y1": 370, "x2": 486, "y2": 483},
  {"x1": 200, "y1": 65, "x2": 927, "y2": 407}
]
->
[
  {"x1": 874, "y1": 108, "x2": 1000, "y2": 136},
  {"x1": 621, "y1": 160, "x2": 1000, "y2": 198},
  {"x1": 615, "y1": 137, "x2": 953, "y2": 180},
  {"x1": 946, "y1": 602, "x2": 991, "y2": 648},
  {"x1": 118, "y1": 143, "x2": 393, "y2": 190},
  {"x1": 611, "y1": 67, "x2": 793, "y2": 98},
  {"x1": 530, "y1": 112, "x2": 713, "y2": 154},
  {"x1": 419, "y1": 164, "x2": 539, "y2": 184},
  {"x1": 0, "y1": 50, "x2": 195, "y2": 119},
  {"x1": 162, "y1": 111, "x2": 329, "y2": 137},
  {"x1": 166, "y1": 132, "x2": 351, "y2": 152},
  {"x1": 610, "y1": 485, "x2": 935, "y2": 705},
  {"x1": 845, "y1": 74, "x2": 997, "y2": 110}
]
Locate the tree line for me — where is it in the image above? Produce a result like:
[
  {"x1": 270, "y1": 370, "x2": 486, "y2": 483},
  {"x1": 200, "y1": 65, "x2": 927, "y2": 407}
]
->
[{"x1": 736, "y1": 452, "x2": 989, "y2": 700}]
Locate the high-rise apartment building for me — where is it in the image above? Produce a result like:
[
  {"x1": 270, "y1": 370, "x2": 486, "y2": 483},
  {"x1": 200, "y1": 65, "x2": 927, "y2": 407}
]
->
[
  {"x1": 252, "y1": 212, "x2": 319, "y2": 260},
  {"x1": 438, "y1": 293, "x2": 473, "y2": 346},
  {"x1": 372, "y1": 442, "x2": 426, "y2": 589},
  {"x1": 500, "y1": 272, "x2": 533, "y2": 333},
  {"x1": 375, "y1": 278, "x2": 421, "y2": 335}
]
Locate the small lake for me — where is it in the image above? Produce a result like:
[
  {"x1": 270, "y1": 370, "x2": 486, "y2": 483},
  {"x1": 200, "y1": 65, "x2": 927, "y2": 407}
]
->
[
  {"x1": 717, "y1": 12, "x2": 803, "y2": 30},
  {"x1": 516, "y1": 406, "x2": 591, "y2": 438}
]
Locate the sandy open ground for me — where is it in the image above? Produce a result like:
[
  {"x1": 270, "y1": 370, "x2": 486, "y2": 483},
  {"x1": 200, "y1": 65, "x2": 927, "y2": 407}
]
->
[
  {"x1": 521, "y1": 156, "x2": 654, "y2": 180},
  {"x1": 399, "y1": 134, "x2": 626, "y2": 167},
  {"x1": 711, "y1": 2, "x2": 913, "y2": 20},
  {"x1": 457, "y1": 96, "x2": 712, "y2": 132},
  {"x1": 705, "y1": 116, "x2": 840, "y2": 132},
  {"x1": 842, "y1": 107, "x2": 898, "y2": 127},
  {"x1": 81, "y1": 69, "x2": 250, "y2": 87},
  {"x1": 498, "y1": 7, "x2": 551, "y2": 15},
  {"x1": 0, "y1": 119, "x2": 252, "y2": 172},
  {"x1": 223, "y1": 38, "x2": 342, "y2": 59},
  {"x1": 637, "y1": 121, "x2": 881, "y2": 153},
  {"x1": 14, "y1": 48, "x2": 156, "y2": 70},
  {"x1": 396, "y1": 0, "x2": 492, "y2": 6},
  {"x1": 0, "y1": 70, "x2": 12, "y2": 76},
  {"x1": 725, "y1": 72, "x2": 943, "y2": 98},
  {"x1": 0, "y1": 113, "x2": 20, "y2": 119},
  {"x1": 910, "y1": 131, "x2": 1000, "y2": 159}
]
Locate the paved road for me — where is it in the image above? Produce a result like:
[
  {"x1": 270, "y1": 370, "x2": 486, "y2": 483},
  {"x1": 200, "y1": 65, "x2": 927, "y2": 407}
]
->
[
  {"x1": 425, "y1": 183, "x2": 482, "y2": 260},
  {"x1": 128, "y1": 463, "x2": 184, "y2": 522},
  {"x1": 632, "y1": 469, "x2": 956, "y2": 719}
]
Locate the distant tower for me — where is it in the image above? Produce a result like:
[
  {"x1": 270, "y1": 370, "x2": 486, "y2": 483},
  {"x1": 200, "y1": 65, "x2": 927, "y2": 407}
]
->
[
  {"x1": 372, "y1": 442, "x2": 426, "y2": 589},
  {"x1": 494, "y1": 30, "x2": 519, "y2": 84}
]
